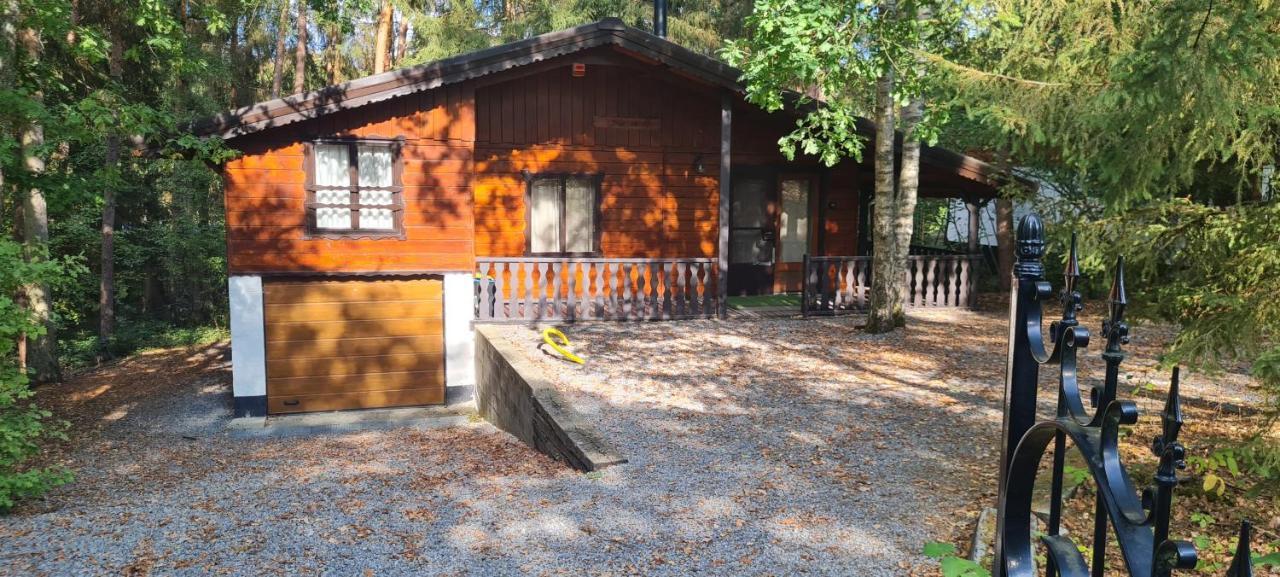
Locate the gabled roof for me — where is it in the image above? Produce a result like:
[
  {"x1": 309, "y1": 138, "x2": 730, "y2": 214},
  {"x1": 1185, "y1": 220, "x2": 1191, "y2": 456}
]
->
[
  {"x1": 195, "y1": 19, "x2": 738, "y2": 140},
  {"x1": 197, "y1": 18, "x2": 1028, "y2": 190}
]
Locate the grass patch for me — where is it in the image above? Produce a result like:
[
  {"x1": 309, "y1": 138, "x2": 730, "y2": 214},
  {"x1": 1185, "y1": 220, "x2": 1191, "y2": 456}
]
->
[
  {"x1": 727, "y1": 294, "x2": 803, "y2": 308},
  {"x1": 60, "y1": 320, "x2": 228, "y2": 371}
]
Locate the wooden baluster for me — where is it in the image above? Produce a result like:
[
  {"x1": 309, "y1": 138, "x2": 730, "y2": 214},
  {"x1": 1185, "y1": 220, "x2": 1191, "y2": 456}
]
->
[
  {"x1": 647, "y1": 263, "x2": 659, "y2": 320},
  {"x1": 922, "y1": 258, "x2": 930, "y2": 307},
  {"x1": 942, "y1": 257, "x2": 952, "y2": 307},
  {"x1": 862, "y1": 259, "x2": 871, "y2": 309},
  {"x1": 704, "y1": 262, "x2": 715, "y2": 317},
  {"x1": 516, "y1": 262, "x2": 528, "y2": 320},
  {"x1": 591, "y1": 261, "x2": 602, "y2": 320},
  {"x1": 960, "y1": 258, "x2": 972, "y2": 308},
  {"x1": 599, "y1": 262, "x2": 609, "y2": 321},
  {"x1": 671, "y1": 262, "x2": 683, "y2": 318},
  {"x1": 904, "y1": 258, "x2": 915, "y2": 308},
  {"x1": 927, "y1": 257, "x2": 938, "y2": 307},
  {"x1": 620, "y1": 262, "x2": 633, "y2": 321},
  {"x1": 661, "y1": 262, "x2": 670, "y2": 319},
  {"x1": 556, "y1": 261, "x2": 565, "y2": 318},
  {"x1": 563, "y1": 261, "x2": 575, "y2": 320},
  {"x1": 844, "y1": 260, "x2": 855, "y2": 312},
  {"x1": 532, "y1": 262, "x2": 544, "y2": 319},
  {"x1": 475, "y1": 262, "x2": 488, "y2": 321},
  {"x1": 491, "y1": 262, "x2": 501, "y2": 321},
  {"x1": 946, "y1": 258, "x2": 957, "y2": 307},
  {"x1": 609, "y1": 262, "x2": 621, "y2": 320},
  {"x1": 629, "y1": 262, "x2": 642, "y2": 319}
]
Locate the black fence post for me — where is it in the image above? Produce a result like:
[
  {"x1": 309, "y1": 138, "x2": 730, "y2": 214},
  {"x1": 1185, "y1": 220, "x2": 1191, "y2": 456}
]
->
[{"x1": 994, "y1": 215, "x2": 1051, "y2": 577}]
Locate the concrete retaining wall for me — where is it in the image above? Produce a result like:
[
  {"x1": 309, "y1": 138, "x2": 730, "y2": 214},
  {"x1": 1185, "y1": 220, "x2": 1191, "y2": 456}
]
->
[{"x1": 474, "y1": 325, "x2": 625, "y2": 472}]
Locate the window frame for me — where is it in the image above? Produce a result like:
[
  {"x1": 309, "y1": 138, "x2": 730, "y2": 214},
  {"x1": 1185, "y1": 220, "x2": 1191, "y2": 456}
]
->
[
  {"x1": 303, "y1": 136, "x2": 406, "y2": 239},
  {"x1": 522, "y1": 171, "x2": 604, "y2": 257}
]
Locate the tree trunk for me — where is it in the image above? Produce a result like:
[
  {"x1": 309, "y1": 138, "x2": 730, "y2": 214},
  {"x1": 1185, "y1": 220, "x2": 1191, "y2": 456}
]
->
[
  {"x1": 891, "y1": 97, "x2": 924, "y2": 328},
  {"x1": 271, "y1": 0, "x2": 288, "y2": 97},
  {"x1": 3, "y1": 0, "x2": 16, "y2": 370},
  {"x1": 373, "y1": 0, "x2": 393, "y2": 73},
  {"x1": 866, "y1": 69, "x2": 898, "y2": 334},
  {"x1": 326, "y1": 22, "x2": 341, "y2": 84},
  {"x1": 98, "y1": 24, "x2": 123, "y2": 358},
  {"x1": 227, "y1": 13, "x2": 240, "y2": 105},
  {"x1": 18, "y1": 26, "x2": 60, "y2": 383},
  {"x1": 394, "y1": 10, "x2": 410, "y2": 66},
  {"x1": 996, "y1": 197, "x2": 1015, "y2": 291},
  {"x1": 293, "y1": 0, "x2": 307, "y2": 94}
]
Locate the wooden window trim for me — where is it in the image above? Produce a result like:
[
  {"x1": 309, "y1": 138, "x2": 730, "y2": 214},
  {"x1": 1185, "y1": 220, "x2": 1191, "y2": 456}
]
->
[
  {"x1": 522, "y1": 171, "x2": 604, "y2": 257},
  {"x1": 303, "y1": 136, "x2": 407, "y2": 240}
]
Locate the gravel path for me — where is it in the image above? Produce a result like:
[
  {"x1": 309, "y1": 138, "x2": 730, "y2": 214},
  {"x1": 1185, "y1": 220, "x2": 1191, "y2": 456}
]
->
[{"x1": 2, "y1": 305, "x2": 1262, "y2": 576}]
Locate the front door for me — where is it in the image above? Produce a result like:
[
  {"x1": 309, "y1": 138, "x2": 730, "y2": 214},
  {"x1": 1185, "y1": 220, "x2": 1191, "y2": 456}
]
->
[
  {"x1": 728, "y1": 176, "x2": 776, "y2": 295},
  {"x1": 773, "y1": 175, "x2": 815, "y2": 293}
]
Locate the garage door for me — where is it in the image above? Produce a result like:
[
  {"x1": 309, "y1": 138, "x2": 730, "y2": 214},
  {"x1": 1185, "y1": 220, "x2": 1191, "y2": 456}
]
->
[{"x1": 263, "y1": 277, "x2": 445, "y2": 414}]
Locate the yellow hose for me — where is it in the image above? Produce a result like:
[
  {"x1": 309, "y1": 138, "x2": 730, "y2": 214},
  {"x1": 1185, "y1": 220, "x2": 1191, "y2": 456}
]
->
[{"x1": 542, "y1": 328, "x2": 585, "y2": 365}]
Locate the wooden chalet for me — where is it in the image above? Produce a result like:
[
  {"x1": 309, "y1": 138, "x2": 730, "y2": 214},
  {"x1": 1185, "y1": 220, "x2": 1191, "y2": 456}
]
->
[{"x1": 201, "y1": 18, "x2": 1009, "y2": 418}]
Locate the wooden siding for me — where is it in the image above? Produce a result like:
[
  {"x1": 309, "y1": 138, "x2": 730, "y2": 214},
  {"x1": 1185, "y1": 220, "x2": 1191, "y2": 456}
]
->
[
  {"x1": 473, "y1": 56, "x2": 722, "y2": 259},
  {"x1": 224, "y1": 83, "x2": 476, "y2": 275},
  {"x1": 263, "y1": 278, "x2": 444, "y2": 414}
]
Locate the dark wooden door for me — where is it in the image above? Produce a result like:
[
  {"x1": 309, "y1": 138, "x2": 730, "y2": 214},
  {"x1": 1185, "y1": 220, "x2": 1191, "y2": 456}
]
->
[{"x1": 728, "y1": 176, "x2": 776, "y2": 295}]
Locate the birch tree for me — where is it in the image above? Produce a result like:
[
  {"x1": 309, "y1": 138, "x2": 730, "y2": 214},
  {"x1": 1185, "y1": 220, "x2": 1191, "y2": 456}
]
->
[{"x1": 724, "y1": 0, "x2": 958, "y2": 333}]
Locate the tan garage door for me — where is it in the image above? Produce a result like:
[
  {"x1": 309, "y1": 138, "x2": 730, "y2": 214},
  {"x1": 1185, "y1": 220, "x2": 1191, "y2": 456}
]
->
[{"x1": 263, "y1": 277, "x2": 445, "y2": 414}]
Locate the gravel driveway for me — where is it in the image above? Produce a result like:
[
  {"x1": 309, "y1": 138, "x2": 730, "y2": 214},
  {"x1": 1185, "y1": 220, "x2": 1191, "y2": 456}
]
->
[{"x1": 3, "y1": 304, "x2": 1257, "y2": 576}]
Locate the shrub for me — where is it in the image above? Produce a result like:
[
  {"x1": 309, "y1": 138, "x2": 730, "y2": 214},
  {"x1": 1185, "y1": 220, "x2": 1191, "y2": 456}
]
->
[{"x1": 0, "y1": 239, "x2": 78, "y2": 511}]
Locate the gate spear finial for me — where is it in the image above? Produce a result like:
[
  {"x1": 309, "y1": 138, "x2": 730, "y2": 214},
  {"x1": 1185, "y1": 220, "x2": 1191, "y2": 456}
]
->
[
  {"x1": 1060, "y1": 233, "x2": 1083, "y2": 324},
  {"x1": 1226, "y1": 521, "x2": 1254, "y2": 577},
  {"x1": 1103, "y1": 256, "x2": 1129, "y2": 353}
]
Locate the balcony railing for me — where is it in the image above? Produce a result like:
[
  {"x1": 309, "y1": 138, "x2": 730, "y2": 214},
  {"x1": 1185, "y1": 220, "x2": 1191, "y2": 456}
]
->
[
  {"x1": 475, "y1": 257, "x2": 721, "y2": 322},
  {"x1": 802, "y1": 254, "x2": 979, "y2": 316}
]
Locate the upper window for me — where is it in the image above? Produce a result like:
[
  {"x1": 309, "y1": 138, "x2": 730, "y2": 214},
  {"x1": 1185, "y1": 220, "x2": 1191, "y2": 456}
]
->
[
  {"x1": 305, "y1": 139, "x2": 404, "y2": 237},
  {"x1": 528, "y1": 175, "x2": 598, "y2": 255}
]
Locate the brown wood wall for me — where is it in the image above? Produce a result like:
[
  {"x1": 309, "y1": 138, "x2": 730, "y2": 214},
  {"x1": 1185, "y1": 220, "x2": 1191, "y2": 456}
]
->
[
  {"x1": 223, "y1": 83, "x2": 477, "y2": 274},
  {"x1": 473, "y1": 55, "x2": 722, "y2": 258},
  {"x1": 731, "y1": 105, "x2": 862, "y2": 259}
]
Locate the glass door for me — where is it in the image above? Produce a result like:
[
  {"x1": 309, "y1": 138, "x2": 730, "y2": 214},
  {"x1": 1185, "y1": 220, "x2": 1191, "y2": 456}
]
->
[{"x1": 728, "y1": 176, "x2": 776, "y2": 295}]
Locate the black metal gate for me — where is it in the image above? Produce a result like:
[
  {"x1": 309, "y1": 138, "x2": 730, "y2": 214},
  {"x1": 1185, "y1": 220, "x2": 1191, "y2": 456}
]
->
[{"x1": 993, "y1": 214, "x2": 1255, "y2": 577}]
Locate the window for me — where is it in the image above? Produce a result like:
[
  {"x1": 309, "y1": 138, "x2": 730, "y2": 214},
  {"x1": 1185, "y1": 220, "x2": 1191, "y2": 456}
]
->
[
  {"x1": 527, "y1": 174, "x2": 598, "y2": 254},
  {"x1": 305, "y1": 139, "x2": 404, "y2": 237}
]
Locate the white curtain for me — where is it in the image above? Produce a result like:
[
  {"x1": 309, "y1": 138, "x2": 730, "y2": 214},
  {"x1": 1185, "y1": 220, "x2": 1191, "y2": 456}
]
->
[
  {"x1": 530, "y1": 179, "x2": 561, "y2": 253},
  {"x1": 358, "y1": 145, "x2": 393, "y2": 188},
  {"x1": 315, "y1": 207, "x2": 352, "y2": 230},
  {"x1": 565, "y1": 177, "x2": 594, "y2": 253},
  {"x1": 779, "y1": 179, "x2": 809, "y2": 262},
  {"x1": 314, "y1": 144, "x2": 349, "y2": 187}
]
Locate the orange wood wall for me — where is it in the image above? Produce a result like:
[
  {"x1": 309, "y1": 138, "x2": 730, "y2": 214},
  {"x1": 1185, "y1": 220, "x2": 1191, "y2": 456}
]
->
[
  {"x1": 473, "y1": 54, "x2": 722, "y2": 258},
  {"x1": 223, "y1": 83, "x2": 476, "y2": 274},
  {"x1": 222, "y1": 48, "x2": 862, "y2": 282}
]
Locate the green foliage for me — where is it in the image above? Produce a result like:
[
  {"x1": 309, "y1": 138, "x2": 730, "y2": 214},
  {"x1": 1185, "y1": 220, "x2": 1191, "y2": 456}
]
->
[
  {"x1": 723, "y1": 1, "x2": 981, "y2": 166},
  {"x1": 61, "y1": 322, "x2": 228, "y2": 372},
  {"x1": 945, "y1": 1, "x2": 1280, "y2": 209},
  {"x1": 1078, "y1": 200, "x2": 1280, "y2": 423},
  {"x1": 1062, "y1": 464, "x2": 1090, "y2": 487},
  {"x1": 923, "y1": 541, "x2": 991, "y2": 577},
  {"x1": 0, "y1": 240, "x2": 80, "y2": 512}
]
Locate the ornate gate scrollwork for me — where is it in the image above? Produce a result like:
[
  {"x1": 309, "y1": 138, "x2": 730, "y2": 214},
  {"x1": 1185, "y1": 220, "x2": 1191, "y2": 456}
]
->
[{"x1": 991, "y1": 214, "x2": 1255, "y2": 577}]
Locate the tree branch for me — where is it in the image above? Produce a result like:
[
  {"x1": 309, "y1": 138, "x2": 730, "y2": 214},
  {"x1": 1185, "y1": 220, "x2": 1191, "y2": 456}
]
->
[
  {"x1": 912, "y1": 49, "x2": 1103, "y2": 89},
  {"x1": 1192, "y1": 0, "x2": 1214, "y2": 49}
]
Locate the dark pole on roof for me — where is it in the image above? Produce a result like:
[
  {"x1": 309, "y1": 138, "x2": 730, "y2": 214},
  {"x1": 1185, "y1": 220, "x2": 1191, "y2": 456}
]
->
[{"x1": 654, "y1": 0, "x2": 668, "y2": 38}]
